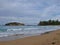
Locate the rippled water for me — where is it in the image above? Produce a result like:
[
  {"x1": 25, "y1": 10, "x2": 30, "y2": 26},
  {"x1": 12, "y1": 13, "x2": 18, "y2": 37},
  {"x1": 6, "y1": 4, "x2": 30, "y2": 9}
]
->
[{"x1": 0, "y1": 25, "x2": 60, "y2": 37}]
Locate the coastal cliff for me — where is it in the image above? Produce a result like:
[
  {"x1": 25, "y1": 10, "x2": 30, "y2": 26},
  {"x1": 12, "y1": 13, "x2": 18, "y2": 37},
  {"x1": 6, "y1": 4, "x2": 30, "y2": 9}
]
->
[{"x1": 5, "y1": 22, "x2": 25, "y2": 26}]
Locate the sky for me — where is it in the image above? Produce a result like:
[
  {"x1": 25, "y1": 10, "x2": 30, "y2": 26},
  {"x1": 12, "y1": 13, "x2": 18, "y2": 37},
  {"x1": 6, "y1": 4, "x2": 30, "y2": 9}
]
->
[{"x1": 0, "y1": 0, "x2": 60, "y2": 25}]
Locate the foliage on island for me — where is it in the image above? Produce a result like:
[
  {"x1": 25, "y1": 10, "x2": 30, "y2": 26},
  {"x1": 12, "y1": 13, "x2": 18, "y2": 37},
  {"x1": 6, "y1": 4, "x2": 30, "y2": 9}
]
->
[
  {"x1": 5, "y1": 22, "x2": 25, "y2": 26},
  {"x1": 38, "y1": 20, "x2": 60, "y2": 25}
]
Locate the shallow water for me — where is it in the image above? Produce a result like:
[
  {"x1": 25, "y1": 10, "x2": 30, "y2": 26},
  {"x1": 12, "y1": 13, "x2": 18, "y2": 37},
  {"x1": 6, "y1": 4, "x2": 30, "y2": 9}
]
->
[{"x1": 0, "y1": 25, "x2": 60, "y2": 37}]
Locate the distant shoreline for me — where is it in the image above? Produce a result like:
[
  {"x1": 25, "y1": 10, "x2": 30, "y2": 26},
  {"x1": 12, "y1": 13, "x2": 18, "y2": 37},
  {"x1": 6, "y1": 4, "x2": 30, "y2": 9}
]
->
[{"x1": 38, "y1": 20, "x2": 60, "y2": 26}]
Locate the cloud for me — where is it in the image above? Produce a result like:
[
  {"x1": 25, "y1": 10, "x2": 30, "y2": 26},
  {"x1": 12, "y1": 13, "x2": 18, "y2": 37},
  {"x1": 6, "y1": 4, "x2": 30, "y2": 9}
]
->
[
  {"x1": 0, "y1": 16, "x2": 40, "y2": 25},
  {"x1": 0, "y1": 0, "x2": 60, "y2": 25},
  {"x1": 51, "y1": 15, "x2": 60, "y2": 20}
]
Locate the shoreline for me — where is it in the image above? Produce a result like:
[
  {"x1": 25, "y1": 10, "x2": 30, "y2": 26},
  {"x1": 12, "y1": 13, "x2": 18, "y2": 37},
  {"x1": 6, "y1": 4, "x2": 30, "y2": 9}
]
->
[
  {"x1": 0, "y1": 29, "x2": 60, "y2": 45},
  {"x1": 0, "y1": 29, "x2": 59, "y2": 41}
]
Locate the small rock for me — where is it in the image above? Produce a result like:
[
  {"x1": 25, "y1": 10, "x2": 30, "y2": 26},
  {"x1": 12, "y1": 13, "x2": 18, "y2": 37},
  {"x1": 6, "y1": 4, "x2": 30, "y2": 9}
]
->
[{"x1": 51, "y1": 42, "x2": 55, "y2": 45}]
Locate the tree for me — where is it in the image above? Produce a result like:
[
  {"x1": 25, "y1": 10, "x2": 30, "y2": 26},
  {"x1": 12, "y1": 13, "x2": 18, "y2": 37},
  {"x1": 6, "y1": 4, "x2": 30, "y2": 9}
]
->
[{"x1": 38, "y1": 20, "x2": 60, "y2": 25}]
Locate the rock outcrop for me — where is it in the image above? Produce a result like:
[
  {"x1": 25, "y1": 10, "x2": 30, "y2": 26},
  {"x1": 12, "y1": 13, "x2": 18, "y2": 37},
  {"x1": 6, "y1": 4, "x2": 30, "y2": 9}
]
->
[{"x1": 5, "y1": 22, "x2": 25, "y2": 26}]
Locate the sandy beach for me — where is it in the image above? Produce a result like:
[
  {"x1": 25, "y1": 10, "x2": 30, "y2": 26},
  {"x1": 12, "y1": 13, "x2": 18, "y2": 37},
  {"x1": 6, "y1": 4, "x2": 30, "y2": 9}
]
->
[{"x1": 0, "y1": 29, "x2": 60, "y2": 45}]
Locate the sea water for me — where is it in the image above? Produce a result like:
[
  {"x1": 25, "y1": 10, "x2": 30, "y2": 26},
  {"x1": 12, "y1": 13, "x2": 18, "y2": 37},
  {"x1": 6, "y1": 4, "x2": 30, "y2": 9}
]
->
[{"x1": 0, "y1": 25, "x2": 60, "y2": 37}]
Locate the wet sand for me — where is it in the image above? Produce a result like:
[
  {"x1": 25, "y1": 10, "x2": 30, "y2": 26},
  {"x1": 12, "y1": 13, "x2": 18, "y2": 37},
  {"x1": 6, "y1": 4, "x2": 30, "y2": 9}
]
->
[{"x1": 0, "y1": 29, "x2": 60, "y2": 45}]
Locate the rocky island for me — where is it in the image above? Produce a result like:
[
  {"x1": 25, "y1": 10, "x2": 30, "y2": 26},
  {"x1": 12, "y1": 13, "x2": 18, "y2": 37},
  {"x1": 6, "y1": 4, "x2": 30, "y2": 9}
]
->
[{"x1": 5, "y1": 22, "x2": 25, "y2": 26}]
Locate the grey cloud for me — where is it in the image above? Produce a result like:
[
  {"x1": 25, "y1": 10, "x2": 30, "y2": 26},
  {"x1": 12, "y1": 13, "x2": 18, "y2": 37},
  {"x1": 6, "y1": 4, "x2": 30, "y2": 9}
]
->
[{"x1": 0, "y1": 0, "x2": 60, "y2": 25}]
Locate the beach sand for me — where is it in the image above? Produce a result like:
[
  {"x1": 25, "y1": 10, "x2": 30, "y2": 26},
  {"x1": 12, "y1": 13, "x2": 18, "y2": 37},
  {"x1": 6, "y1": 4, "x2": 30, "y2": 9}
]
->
[{"x1": 0, "y1": 29, "x2": 60, "y2": 45}]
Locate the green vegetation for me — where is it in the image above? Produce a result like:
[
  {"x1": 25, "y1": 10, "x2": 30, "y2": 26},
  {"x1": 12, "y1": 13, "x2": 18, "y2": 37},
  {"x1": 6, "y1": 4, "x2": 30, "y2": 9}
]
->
[{"x1": 38, "y1": 20, "x2": 60, "y2": 25}]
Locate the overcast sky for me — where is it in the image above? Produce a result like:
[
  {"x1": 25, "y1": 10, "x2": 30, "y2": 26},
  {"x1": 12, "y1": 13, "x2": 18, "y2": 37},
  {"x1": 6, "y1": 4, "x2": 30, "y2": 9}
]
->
[{"x1": 0, "y1": 0, "x2": 60, "y2": 25}]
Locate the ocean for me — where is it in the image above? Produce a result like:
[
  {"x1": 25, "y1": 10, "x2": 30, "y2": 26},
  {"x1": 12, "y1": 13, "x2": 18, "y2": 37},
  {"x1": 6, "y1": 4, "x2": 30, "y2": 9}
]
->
[{"x1": 0, "y1": 25, "x2": 60, "y2": 38}]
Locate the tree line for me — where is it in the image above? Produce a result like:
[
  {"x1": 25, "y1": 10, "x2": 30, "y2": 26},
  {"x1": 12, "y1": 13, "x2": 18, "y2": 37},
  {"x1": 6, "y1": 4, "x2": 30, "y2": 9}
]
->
[{"x1": 38, "y1": 20, "x2": 60, "y2": 25}]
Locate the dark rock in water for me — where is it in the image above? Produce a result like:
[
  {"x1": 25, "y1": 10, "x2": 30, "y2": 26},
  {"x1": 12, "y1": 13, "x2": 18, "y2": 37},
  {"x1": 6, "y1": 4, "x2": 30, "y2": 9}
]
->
[{"x1": 5, "y1": 22, "x2": 25, "y2": 26}]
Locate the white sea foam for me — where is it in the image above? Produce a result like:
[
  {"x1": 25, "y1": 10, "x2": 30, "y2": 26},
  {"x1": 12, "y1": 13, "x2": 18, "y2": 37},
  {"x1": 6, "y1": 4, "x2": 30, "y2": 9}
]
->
[
  {"x1": 0, "y1": 26, "x2": 60, "y2": 37},
  {"x1": 7, "y1": 28, "x2": 22, "y2": 31},
  {"x1": 7, "y1": 28, "x2": 40, "y2": 31}
]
